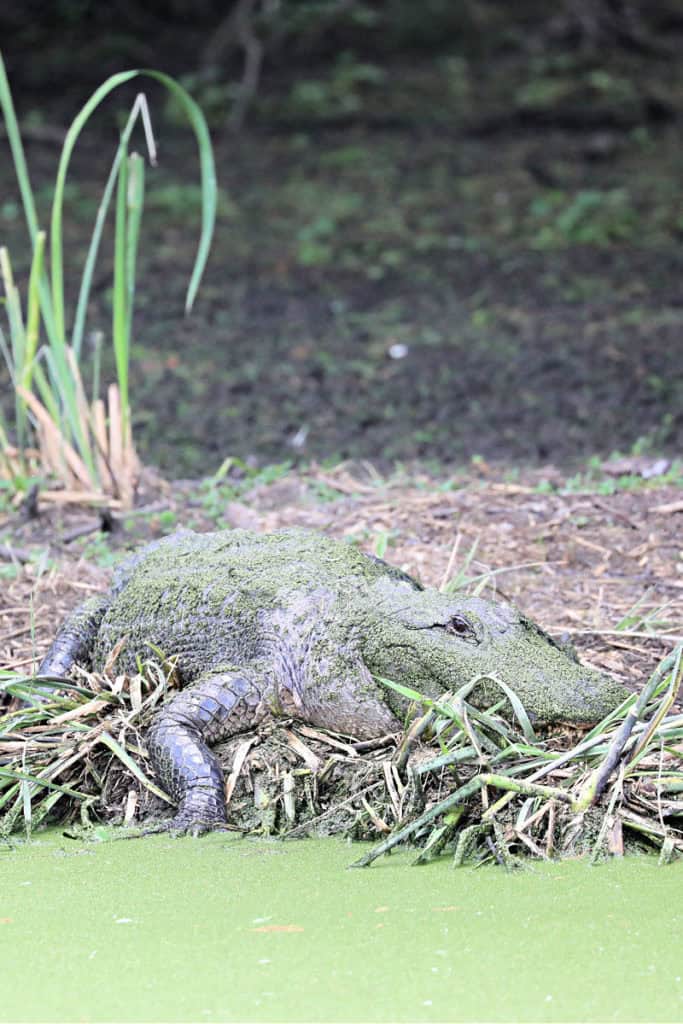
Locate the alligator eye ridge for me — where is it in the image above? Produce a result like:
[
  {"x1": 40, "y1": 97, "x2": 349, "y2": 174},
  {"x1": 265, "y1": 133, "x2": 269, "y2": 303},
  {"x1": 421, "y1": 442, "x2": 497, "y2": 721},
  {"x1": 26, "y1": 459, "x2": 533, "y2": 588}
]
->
[{"x1": 445, "y1": 615, "x2": 477, "y2": 641}]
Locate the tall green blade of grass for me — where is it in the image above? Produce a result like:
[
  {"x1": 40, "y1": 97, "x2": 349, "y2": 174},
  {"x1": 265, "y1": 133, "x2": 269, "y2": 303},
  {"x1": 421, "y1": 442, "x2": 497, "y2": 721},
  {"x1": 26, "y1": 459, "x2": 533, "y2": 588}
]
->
[
  {"x1": 51, "y1": 68, "x2": 216, "y2": 346},
  {"x1": 42, "y1": 73, "x2": 142, "y2": 481},
  {"x1": 0, "y1": 233, "x2": 43, "y2": 458},
  {"x1": 110, "y1": 150, "x2": 145, "y2": 444},
  {"x1": 125, "y1": 153, "x2": 145, "y2": 356},
  {"x1": 0, "y1": 248, "x2": 26, "y2": 447},
  {"x1": 71, "y1": 96, "x2": 152, "y2": 359},
  {"x1": 3, "y1": 231, "x2": 47, "y2": 454},
  {"x1": 49, "y1": 69, "x2": 139, "y2": 346},
  {"x1": 1, "y1": 57, "x2": 216, "y2": 492},
  {"x1": 0, "y1": 414, "x2": 9, "y2": 456},
  {"x1": 50, "y1": 70, "x2": 215, "y2": 471},
  {"x1": 145, "y1": 69, "x2": 217, "y2": 314},
  {"x1": 22, "y1": 230, "x2": 45, "y2": 394},
  {"x1": 0, "y1": 54, "x2": 55, "y2": 340},
  {"x1": 113, "y1": 146, "x2": 129, "y2": 440},
  {"x1": 0, "y1": 413, "x2": 15, "y2": 479},
  {"x1": 0, "y1": 54, "x2": 39, "y2": 239}
]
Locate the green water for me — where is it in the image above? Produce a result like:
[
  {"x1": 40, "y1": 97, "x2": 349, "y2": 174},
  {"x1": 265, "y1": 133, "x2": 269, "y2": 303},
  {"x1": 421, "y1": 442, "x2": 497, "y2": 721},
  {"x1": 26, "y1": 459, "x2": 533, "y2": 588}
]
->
[{"x1": 0, "y1": 833, "x2": 681, "y2": 1023}]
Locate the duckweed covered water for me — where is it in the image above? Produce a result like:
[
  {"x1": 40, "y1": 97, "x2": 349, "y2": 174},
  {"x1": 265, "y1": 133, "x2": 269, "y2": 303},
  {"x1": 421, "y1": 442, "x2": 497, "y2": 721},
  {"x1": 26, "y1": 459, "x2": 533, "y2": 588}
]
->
[{"x1": 1, "y1": 832, "x2": 681, "y2": 1022}]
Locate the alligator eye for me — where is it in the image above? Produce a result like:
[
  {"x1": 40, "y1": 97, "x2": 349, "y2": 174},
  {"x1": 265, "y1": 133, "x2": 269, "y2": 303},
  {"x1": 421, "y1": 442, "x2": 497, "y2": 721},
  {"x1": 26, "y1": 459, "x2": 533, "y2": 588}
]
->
[{"x1": 445, "y1": 615, "x2": 477, "y2": 641}]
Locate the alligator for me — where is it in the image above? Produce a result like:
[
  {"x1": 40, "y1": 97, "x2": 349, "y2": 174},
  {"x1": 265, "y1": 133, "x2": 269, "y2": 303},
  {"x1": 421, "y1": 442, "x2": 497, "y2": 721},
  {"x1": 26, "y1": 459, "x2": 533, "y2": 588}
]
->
[{"x1": 38, "y1": 528, "x2": 628, "y2": 833}]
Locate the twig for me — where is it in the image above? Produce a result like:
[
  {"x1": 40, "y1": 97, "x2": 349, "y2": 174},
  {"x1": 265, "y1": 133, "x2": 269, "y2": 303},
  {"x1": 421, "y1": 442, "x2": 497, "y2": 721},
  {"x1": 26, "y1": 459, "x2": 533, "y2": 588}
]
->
[
  {"x1": 0, "y1": 544, "x2": 35, "y2": 563},
  {"x1": 117, "y1": 501, "x2": 171, "y2": 520},
  {"x1": 0, "y1": 626, "x2": 32, "y2": 643},
  {"x1": 61, "y1": 510, "x2": 115, "y2": 544},
  {"x1": 574, "y1": 646, "x2": 682, "y2": 811},
  {"x1": 352, "y1": 734, "x2": 395, "y2": 754},
  {"x1": 514, "y1": 830, "x2": 546, "y2": 859},
  {"x1": 544, "y1": 627, "x2": 683, "y2": 643}
]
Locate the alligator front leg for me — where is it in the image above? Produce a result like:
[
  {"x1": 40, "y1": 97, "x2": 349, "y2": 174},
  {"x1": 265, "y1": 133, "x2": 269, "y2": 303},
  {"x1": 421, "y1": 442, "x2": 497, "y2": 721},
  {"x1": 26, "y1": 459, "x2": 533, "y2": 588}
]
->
[{"x1": 147, "y1": 670, "x2": 264, "y2": 835}]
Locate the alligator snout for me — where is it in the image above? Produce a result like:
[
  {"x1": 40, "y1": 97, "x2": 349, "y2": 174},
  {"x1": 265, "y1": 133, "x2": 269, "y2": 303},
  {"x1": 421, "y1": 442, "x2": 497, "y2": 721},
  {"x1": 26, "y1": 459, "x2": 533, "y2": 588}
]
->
[
  {"x1": 366, "y1": 585, "x2": 630, "y2": 727},
  {"x1": 500, "y1": 664, "x2": 628, "y2": 727},
  {"x1": 461, "y1": 608, "x2": 629, "y2": 726},
  {"x1": 450, "y1": 654, "x2": 628, "y2": 728}
]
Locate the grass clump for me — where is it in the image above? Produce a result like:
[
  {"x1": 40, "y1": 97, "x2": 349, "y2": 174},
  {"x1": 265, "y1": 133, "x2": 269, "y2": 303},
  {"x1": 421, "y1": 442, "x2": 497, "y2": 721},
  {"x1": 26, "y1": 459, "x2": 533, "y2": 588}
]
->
[
  {"x1": 0, "y1": 661, "x2": 174, "y2": 837},
  {"x1": 1, "y1": 646, "x2": 682, "y2": 866},
  {"x1": 0, "y1": 54, "x2": 216, "y2": 508}
]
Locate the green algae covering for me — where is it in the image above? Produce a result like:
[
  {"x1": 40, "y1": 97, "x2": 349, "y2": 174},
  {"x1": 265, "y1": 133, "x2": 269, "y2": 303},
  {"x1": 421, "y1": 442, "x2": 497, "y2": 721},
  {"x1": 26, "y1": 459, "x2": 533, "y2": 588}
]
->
[
  {"x1": 1, "y1": 832, "x2": 682, "y2": 1023},
  {"x1": 57, "y1": 527, "x2": 627, "y2": 732}
]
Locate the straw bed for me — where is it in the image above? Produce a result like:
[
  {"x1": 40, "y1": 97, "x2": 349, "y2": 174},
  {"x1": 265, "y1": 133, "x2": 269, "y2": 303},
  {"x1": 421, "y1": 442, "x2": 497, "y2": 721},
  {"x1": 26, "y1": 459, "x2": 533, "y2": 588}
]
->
[{"x1": 2, "y1": 647, "x2": 682, "y2": 866}]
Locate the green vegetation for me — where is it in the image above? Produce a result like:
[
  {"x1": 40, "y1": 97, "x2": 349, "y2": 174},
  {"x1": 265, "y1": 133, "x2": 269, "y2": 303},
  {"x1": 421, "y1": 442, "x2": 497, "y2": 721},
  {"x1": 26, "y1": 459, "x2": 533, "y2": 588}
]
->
[
  {"x1": 0, "y1": 55, "x2": 216, "y2": 506},
  {"x1": 198, "y1": 459, "x2": 294, "y2": 525},
  {"x1": 2, "y1": 640, "x2": 681, "y2": 867},
  {"x1": 203, "y1": 455, "x2": 683, "y2": 521},
  {"x1": 284, "y1": 54, "x2": 386, "y2": 120},
  {"x1": 0, "y1": 664, "x2": 173, "y2": 837},
  {"x1": 4, "y1": 20, "x2": 682, "y2": 473},
  {"x1": 356, "y1": 644, "x2": 683, "y2": 867},
  {"x1": 536, "y1": 454, "x2": 683, "y2": 496},
  {"x1": 528, "y1": 189, "x2": 639, "y2": 247}
]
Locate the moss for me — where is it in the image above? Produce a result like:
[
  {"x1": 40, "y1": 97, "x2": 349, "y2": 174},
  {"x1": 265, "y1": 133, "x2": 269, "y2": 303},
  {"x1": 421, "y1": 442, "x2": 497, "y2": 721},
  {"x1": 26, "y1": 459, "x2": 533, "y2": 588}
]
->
[{"x1": 85, "y1": 527, "x2": 627, "y2": 728}]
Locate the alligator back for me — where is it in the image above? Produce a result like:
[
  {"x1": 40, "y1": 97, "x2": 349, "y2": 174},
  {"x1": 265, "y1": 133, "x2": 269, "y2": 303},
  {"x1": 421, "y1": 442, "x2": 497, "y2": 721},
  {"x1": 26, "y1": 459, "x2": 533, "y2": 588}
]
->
[{"x1": 93, "y1": 529, "x2": 412, "y2": 678}]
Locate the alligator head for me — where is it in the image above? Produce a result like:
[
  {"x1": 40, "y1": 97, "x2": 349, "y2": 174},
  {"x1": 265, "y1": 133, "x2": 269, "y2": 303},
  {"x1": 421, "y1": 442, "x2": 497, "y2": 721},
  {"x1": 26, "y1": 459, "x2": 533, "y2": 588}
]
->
[{"x1": 362, "y1": 580, "x2": 628, "y2": 726}]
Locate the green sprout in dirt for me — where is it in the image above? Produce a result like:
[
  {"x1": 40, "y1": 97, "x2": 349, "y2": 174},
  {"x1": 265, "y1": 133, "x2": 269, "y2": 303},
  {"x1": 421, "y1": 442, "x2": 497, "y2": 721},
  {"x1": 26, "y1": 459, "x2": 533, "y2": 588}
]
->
[{"x1": 0, "y1": 54, "x2": 216, "y2": 507}]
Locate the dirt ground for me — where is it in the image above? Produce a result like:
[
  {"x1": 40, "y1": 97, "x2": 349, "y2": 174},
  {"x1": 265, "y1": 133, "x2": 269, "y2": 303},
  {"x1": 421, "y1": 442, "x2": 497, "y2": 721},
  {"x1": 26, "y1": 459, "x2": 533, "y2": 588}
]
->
[
  {"x1": 2, "y1": 464, "x2": 682, "y2": 696},
  {"x1": 1, "y1": 35, "x2": 683, "y2": 475}
]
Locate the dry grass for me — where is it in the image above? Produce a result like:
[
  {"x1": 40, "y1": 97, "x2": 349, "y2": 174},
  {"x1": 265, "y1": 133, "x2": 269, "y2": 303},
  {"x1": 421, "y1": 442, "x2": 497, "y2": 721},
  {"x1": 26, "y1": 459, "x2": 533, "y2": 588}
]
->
[
  {"x1": 13, "y1": 375, "x2": 140, "y2": 510},
  {"x1": 1, "y1": 647, "x2": 682, "y2": 868}
]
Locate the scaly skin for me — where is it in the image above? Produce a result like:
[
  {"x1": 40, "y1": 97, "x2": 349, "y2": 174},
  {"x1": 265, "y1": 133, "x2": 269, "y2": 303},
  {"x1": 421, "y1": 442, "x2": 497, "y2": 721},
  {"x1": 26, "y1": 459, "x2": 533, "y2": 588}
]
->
[
  {"x1": 146, "y1": 672, "x2": 264, "y2": 833},
  {"x1": 38, "y1": 528, "x2": 629, "y2": 832}
]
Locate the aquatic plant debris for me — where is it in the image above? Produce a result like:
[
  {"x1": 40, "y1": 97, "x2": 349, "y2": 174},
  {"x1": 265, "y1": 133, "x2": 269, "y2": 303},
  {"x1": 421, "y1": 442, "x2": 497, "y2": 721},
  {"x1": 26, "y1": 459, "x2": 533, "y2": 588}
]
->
[{"x1": 1, "y1": 643, "x2": 682, "y2": 866}]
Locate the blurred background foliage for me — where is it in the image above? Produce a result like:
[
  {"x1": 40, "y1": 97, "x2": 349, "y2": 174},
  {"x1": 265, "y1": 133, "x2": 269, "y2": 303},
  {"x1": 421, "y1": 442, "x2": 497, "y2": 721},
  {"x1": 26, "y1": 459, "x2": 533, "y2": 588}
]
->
[
  {"x1": 1, "y1": 0, "x2": 682, "y2": 475},
  {"x1": 4, "y1": 1, "x2": 683, "y2": 124}
]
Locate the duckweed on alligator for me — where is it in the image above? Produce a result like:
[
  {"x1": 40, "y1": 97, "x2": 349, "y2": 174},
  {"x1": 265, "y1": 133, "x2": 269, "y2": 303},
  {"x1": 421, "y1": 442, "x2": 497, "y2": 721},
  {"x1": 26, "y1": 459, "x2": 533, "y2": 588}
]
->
[{"x1": 39, "y1": 528, "x2": 628, "y2": 833}]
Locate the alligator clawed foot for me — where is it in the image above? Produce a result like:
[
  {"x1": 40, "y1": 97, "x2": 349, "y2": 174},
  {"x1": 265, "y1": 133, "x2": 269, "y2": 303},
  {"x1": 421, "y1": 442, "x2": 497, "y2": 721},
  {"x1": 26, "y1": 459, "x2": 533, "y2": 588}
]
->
[{"x1": 160, "y1": 813, "x2": 230, "y2": 838}]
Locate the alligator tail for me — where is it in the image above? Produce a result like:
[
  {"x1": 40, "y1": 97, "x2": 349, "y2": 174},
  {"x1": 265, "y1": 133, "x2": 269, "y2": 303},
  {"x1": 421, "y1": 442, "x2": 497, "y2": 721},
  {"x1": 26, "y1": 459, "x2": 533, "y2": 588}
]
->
[{"x1": 37, "y1": 594, "x2": 110, "y2": 677}]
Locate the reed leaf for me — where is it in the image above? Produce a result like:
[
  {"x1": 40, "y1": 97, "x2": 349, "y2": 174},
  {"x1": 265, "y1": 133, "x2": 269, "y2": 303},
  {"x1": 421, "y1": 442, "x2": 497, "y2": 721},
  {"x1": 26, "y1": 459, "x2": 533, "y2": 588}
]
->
[
  {"x1": 97, "y1": 732, "x2": 172, "y2": 804},
  {"x1": 1, "y1": 56, "x2": 216, "y2": 503}
]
